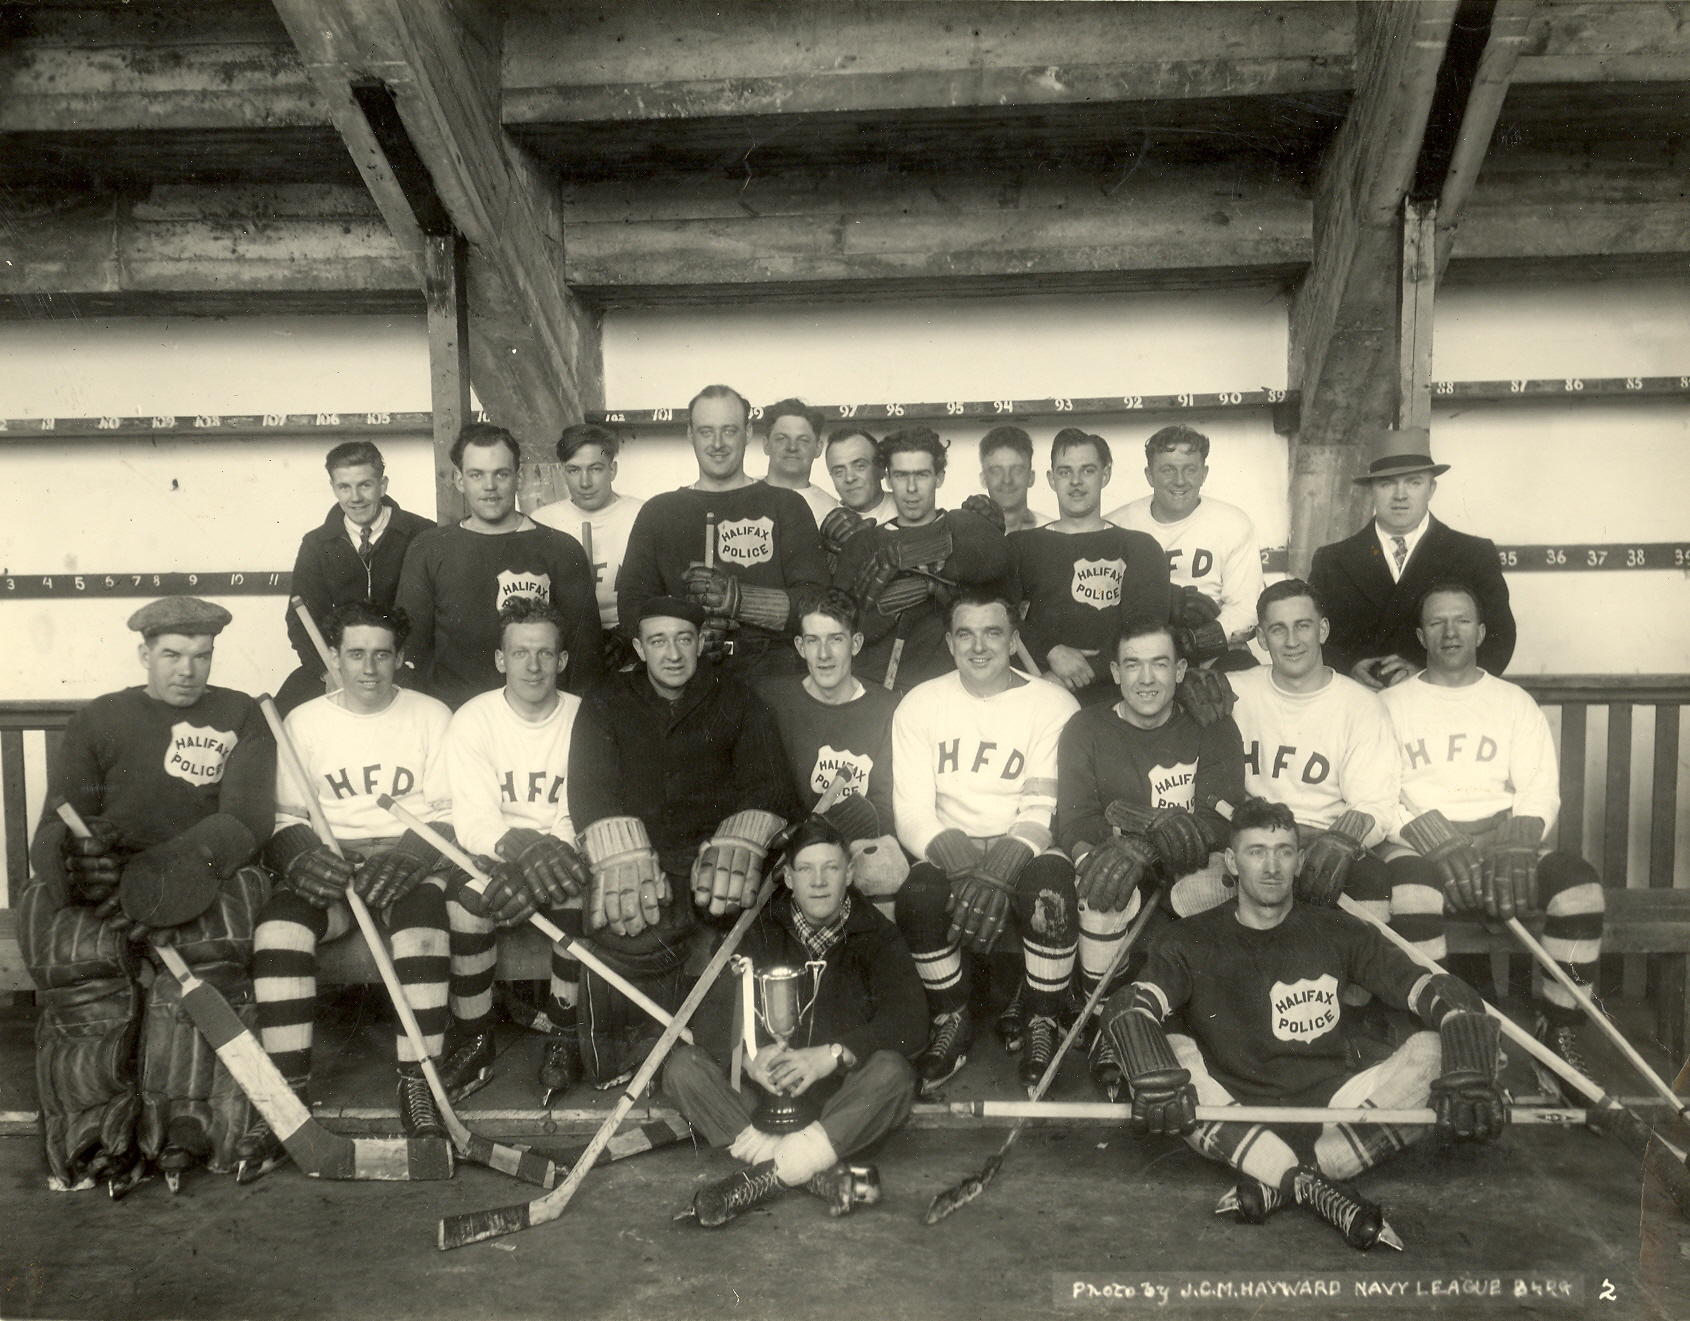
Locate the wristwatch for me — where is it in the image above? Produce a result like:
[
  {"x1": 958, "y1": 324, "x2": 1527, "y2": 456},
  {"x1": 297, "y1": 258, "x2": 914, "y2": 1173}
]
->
[{"x1": 828, "y1": 1042, "x2": 849, "y2": 1072}]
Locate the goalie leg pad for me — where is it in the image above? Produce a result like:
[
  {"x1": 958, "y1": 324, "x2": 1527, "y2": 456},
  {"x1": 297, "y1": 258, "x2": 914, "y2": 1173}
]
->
[
  {"x1": 35, "y1": 973, "x2": 142, "y2": 1190},
  {"x1": 168, "y1": 865, "x2": 268, "y2": 968},
  {"x1": 1101, "y1": 984, "x2": 1180, "y2": 1080},
  {"x1": 577, "y1": 954, "x2": 685, "y2": 1089},
  {"x1": 137, "y1": 959, "x2": 257, "y2": 1175}
]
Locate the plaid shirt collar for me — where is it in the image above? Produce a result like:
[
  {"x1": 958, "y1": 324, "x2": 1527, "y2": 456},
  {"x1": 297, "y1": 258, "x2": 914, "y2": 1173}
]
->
[{"x1": 789, "y1": 894, "x2": 852, "y2": 962}]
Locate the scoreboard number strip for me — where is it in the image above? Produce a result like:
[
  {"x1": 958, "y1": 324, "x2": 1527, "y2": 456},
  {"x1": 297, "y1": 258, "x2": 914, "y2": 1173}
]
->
[
  {"x1": 4, "y1": 545, "x2": 1686, "y2": 598},
  {"x1": 0, "y1": 411, "x2": 446, "y2": 439}
]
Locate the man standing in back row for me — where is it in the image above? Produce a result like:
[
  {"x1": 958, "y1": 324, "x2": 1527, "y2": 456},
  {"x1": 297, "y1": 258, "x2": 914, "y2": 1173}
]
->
[
  {"x1": 761, "y1": 398, "x2": 840, "y2": 526},
  {"x1": 533, "y1": 422, "x2": 646, "y2": 645},
  {"x1": 1309, "y1": 428, "x2": 1515, "y2": 690},
  {"x1": 397, "y1": 422, "x2": 601, "y2": 708},
  {"x1": 618, "y1": 385, "x2": 829, "y2": 679}
]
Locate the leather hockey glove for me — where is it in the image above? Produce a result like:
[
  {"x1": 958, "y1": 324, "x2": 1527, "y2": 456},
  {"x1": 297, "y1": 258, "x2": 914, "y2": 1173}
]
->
[
  {"x1": 1483, "y1": 815, "x2": 1545, "y2": 921},
  {"x1": 1296, "y1": 810, "x2": 1373, "y2": 907},
  {"x1": 692, "y1": 810, "x2": 786, "y2": 917},
  {"x1": 944, "y1": 836, "x2": 1033, "y2": 950},
  {"x1": 1104, "y1": 801, "x2": 1211, "y2": 876},
  {"x1": 60, "y1": 813, "x2": 122, "y2": 905},
  {"x1": 120, "y1": 814, "x2": 254, "y2": 928},
  {"x1": 455, "y1": 857, "x2": 536, "y2": 929},
  {"x1": 496, "y1": 827, "x2": 590, "y2": 909},
  {"x1": 582, "y1": 816, "x2": 667, "y2": 938},
  {"x1": 1173, "y1": 622, "x2": 1230, "y2": 666},
  {"x1": 1169, "y1": 583, "x2": 1223, "y2": 630},
  {"x1": 357, "y1": 829, "x2": 440, "y2": 909},
  {"x1": 1431, "y1": 1011, "x2": 1506, "y2": 1142},
  {"x1": 925, "y1": 828, "x2": 986, "y2": 881},
  {"x1": 266, "y1": 822, "x2": 355, "y2": 909},
  {"x1": 1175, "y1": 668, "x2": 1235, "y2": 728},
  {"x1": 1400, "y1": 809, "x2": 1485, "y2": 914},
  {"x1": 1076, "y1": 834, "x2": 1158, "y2": 913},
  {"x1": 1104, "y1": 986, "x2": 1197, "y2": 1137},
  {"x1": 959, "y1": 493, "x2": 1006, "y2": 533},
  {"x1": 681, "y1": 564, "x2": 795, "y2": 633},
  {"x1": 819, "y1": 506, "x2": 873, "y2": 559}
]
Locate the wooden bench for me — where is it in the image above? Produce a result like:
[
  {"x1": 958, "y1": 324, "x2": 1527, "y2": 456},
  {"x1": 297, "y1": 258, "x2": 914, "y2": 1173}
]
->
[{"x1": 5, "y1": 678, "x2": 1688, "y2": 1056}]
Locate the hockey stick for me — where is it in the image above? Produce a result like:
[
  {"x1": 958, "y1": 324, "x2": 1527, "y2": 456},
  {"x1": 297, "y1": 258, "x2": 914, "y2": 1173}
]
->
[
  {"x1": 290, "y1": 596, "x2": 341, "y2": 694},
  {"x1": 439, "y1": 873, "x2": 778, "y2": 1248},
  {"x1": 260, "y1": 697, "x2": 558, "y2": 1190},
  {"x1": 552, "y1": 1112, "x2": 693, "y2": 1170},
  {"x1": 54, "y1": 803, "x2": 452, "y2": 1183},
  {"x1": 1505, "y1": 915, "x2": 1689, "y2": 1120},
  {"x1": 924, "y1": 887, "x2": 1161, "y2": 1225},
  {"x1": 946, "y1": 1100, "x2": 1590, "y2": 1125},
  {"x1": 1012, "y1": 638, "x2": 1042, "y2": 676},
  {"x1": 375, "y1": 795, "x2": 693, "y2": 1044}
]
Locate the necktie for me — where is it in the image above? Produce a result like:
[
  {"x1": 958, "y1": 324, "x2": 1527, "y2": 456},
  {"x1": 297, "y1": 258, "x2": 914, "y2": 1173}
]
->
[
  {"x1": 1392, "y1": 535, "x2": 1408, "y2": 575},
  {"x1": 358, "y1": 525, "x2": 374, "y2": 567}
]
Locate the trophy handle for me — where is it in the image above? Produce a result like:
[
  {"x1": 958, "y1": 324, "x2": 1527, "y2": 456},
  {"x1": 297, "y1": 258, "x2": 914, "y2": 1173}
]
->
[{"x1": 799, "y1": 959, "x2": 828, "y2": 1021}]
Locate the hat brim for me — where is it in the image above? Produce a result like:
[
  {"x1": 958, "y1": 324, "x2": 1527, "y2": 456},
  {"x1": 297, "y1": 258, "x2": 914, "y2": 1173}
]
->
[{"x1": 1353, "y1": 461, "x2": 1450, "y2": 485}]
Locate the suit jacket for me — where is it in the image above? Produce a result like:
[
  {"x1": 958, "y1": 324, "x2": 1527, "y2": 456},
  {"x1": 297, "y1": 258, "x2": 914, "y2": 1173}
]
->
[{"x1": 1308, "y1": 515, "x2": 1516, "y2": 678}]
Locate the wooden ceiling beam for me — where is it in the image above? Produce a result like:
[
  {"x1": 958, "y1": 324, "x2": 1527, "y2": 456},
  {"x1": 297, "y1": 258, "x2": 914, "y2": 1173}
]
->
[{"x1": 270, "y1": 0, "x2": 601, "y2": 464}]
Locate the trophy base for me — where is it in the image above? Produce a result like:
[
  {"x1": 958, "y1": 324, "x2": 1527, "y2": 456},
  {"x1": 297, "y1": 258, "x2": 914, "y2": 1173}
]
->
[{"x1": 752, "y1": 1093, "x2": 820, "y2": 1135}]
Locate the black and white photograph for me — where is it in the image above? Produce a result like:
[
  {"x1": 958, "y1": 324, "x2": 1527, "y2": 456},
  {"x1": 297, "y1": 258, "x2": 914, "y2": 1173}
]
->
[{"x1": 1, "y1": 3, "x2": 1687, "y2": 1319}]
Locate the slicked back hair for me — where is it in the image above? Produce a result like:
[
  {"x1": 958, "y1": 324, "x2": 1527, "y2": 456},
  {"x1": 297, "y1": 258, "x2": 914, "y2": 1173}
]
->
[
  {"x1": 1051, "y1": 427, "x2": 1112, "y2": 469},
  {"x1": 1114, "y1": 612, "x2": 1178, "y2": 660},
  {"x1": 880, "y1": 425, "x2": 948, "y2": 477},
  {"x1": 451, "y1": 421, "x2": 520, "y2": 471},
  {"x1": 687, "y1": 384, "x2": 751, "y2": 427},
  {"x1": 764, "y1": 398, "x2": 826, "y2": 437},
  {"x1": 826, "y1": 425, "x2": 880, "y2": 455},
  {"x1": 979, "y1": 425, "x2": 1033, "y2": 464},
  {"x1": 946, "y1": 586, "x2": 1018, "y2": 632},
  {"x1": 1145, "y1": 424, "x2": 1211, "y2": 465},
  {"x1": 556, "y1": 422, "x2": 621, "y2": 464},
  {"x1": 325, "y1": 599, "x2": 411, "y2": 652},
  {"x1": 498, "y1": 595, "x2": 566, "y2": 647},
  {"x1": 325, "y1": 440, "x2": 385, "y2": 476},
  {"x1": 1229, "y1": 795, "x2": 1298, "y2": 843},
  {"x1": 1256, "y1": 577, "x2": 1325, "y2": 624}
]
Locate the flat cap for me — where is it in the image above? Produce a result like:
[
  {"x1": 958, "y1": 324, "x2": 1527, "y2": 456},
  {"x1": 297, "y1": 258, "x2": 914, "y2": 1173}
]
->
[
  {"x1": 636, "y1": 595, "x2": 705, "y2": 629},
  {"x1": 127, "y1": 596, "x2": 232, "y2": 638}
]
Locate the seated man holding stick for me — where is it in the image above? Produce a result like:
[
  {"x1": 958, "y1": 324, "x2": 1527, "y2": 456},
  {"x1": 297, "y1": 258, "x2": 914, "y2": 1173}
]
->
[
  {"x1": 1100, "y1": 797, "x2": 1506, "y2": 1252},
  {"x1": 666, "y1": 816, "x2": 926, "y2": 1227}
]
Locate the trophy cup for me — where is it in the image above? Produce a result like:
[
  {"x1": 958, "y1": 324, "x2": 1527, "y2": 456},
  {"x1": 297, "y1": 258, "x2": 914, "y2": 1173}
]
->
[{"x1": 739, "y1": 959, "x2": 827, "y2": 1133}]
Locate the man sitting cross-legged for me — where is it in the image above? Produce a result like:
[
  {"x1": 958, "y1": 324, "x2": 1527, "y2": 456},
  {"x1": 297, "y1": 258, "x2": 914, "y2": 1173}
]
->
[
  {"x1": 441, "y1": 597, "x2": 593, "y2": 1104},
  {"x1": 1055, "y1": 614, "x2": 1245, "y2": 1096},
  {"x1": 1378, "y1": 581, "x2": 1604, "y2": 1086},
  {"x1": 892, "y1": 590, "x2": 1081, "y2": 1092},
  {"x1": 243, "y1": 601, "x2": 456, "y2": 1174},
  {"x1": 666, "y1": 817, "x2": 926, "y2": 1227},
  {"x1": 1101, "y1": 797, "x2": 1506, "y2": 1251}
]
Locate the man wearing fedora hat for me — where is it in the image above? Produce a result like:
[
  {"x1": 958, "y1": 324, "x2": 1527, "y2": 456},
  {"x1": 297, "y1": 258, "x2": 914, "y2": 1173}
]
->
[{"x1": 1308, "y1": 429, "x2": 1515, "y2": 691}]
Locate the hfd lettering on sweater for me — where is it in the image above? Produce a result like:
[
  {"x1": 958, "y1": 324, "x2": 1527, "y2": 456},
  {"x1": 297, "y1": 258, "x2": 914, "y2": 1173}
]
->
[
  {"x1": 716, "y1": 517, "x2": 775, "y2": 567},
  {"x1": 495, "y1": 569, "x2": 552, "y2": 609},
  {"x1": 1070, "y1": 557, "x2": 1126, "y2": 609},
  {"x1": 499, "y1": 769, "x2": 568, "y2": 805},
  {"x1": 1243, "y1": 742, "x2": 1331, "y2": 785},
  {"x1": 935, "y1": 738, "x2": 1026, "y2": 781},
  {"x1": 1402, "y1": 732, "x2": 1500, "y2": 769},
  {"x1": 321, "y1": 762, "x2": 420, "y2": 800},
  {"x1": 1270, "y1": 974, "x2": 1339, "y2": 1043},
  {"x1": 166, "y1": 722, "x2": 238, "y2": 787}
]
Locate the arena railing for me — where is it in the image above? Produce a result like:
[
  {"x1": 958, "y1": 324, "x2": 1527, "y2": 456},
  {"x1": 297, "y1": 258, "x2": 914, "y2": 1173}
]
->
[{"x1": 3, "y1": 679, "x2": 1688, "y2": 1055}]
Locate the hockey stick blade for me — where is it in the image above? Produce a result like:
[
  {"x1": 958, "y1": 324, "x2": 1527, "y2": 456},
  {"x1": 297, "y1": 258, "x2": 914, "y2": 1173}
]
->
[
  {"x1": 56, "y1": 803, "x2": 452, "y2": 1183},
  {"x1": 259, "y1": 697, "x2": 556, "y2": 1190}
]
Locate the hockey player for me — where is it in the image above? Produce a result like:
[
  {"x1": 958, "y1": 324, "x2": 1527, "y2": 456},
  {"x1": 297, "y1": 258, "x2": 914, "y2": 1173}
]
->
[
  {"x1": 979, "y1": 426, "x2": 1053, "y2": 532},
  {"x1": 1107, "y1": 425, "x2": 1265, "y2": 672},
  {"x1": 757, "y1": 588, "x2": 906, "y2": 899},
  {"x1": 1378, "y1": 582, "x2": 1603, "y2": 1078},
  {"x1": 532, "y1": 422, "x2": 646, "y2": 636},
  {"x1": 241, "y1": 601, "x2": 456, "y2": 1174},
  {"x1": 441, "y1": 597, "x2": 592, "y2": 1104},
  {"x1": 892, "y1": 590, "x2": 1081, "y2": 1091},
  {"x1": 277, "y1": 440, "x2": 434, "y2": 715},
  {"x1": 396, "y1": 421, "x2": 601, "y2": 709},
  {"x1": 824, "y1": 427, "x2": 897, "y2": 525},
  {"x1": 830, "y1": 426, "x2": 1014, "y2": 692},
  {"x1": 21, "y1": 597, "x2": 273, "y2": 1191},
  {"x1": 761, "y1": 397, "x2": 840, "y2": 526},
  {"x1": 1228, "y1": 580, "x2": 1400, "y2": 927},
  {"x1": 1309, "y1": 428, "x2": 1516, "y2": 689},
  {"x1": 1056, "y1": 614, "x2": 1245, "y2": 1093},
  {"x1": 1013, "y1": 428, "x2": 1170, "y2": 705},
  {"x1": 1101, "y1": 796, "x2": 1505, "y2": 1251},
  {"x1": 618, "y1": 385, "x2": 829, "y2": 679},
  {"x1": 566, "y1": 597, "x2": 801, "y2": 1085},
  {"x1": 667, "y1": 819, "x2": 925, "y2": 1226}
]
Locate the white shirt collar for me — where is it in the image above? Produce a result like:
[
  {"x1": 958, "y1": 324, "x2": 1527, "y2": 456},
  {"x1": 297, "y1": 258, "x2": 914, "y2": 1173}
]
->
[
  {"x1": 345, "y1": 502, "x2": 392, "y2": 548},
  {"x1": 1374, "y1": 514, "x2": 1430, "y2": 582}
]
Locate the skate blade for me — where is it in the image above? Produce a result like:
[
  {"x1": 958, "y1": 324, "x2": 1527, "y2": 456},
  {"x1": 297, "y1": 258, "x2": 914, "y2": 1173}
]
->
[
  {"x1": 1214, "y1": 1186, "x2": 1242, "y2": 1217},
  {"x1": 164, "y1": 1170, "x2": 182, "y2": 1195},
  {"x1": 672, "y1": 1205, "x2": 700, "y2": 1223},
  {"x1": 592, "y1": 1066, "x2": 637, "y2": 1093},
  {"x1": 446, "y1": 1068, "x2": 495, "y2": 1106},
  {"x1": 107, "y1": 1166, "x2": 150, "y2": 1202},
  {"x1": 235, "y1": 1153, "x2": 287, "y2": 1186},
  {"x1": 1377, "y1": 1221, "x2": 1405, "y2": 1252}
]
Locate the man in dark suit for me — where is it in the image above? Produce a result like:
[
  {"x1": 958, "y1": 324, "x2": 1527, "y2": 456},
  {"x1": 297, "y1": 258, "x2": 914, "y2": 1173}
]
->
[
  {"x1": 1308, "y1": 428, "x2": 1515, "y2": 690},
  {"x1": 275, "y1": 440, "x2": 436, "y2": 714}
]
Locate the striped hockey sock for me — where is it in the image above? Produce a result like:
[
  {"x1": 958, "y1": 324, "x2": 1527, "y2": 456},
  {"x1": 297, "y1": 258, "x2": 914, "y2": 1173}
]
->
[
  {"x1": 389, "y1": 881, "x2": 449, "y2": 1063},
  {"x1": 446, "y1": 898, "x2": 498, "y2": 1033}
]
